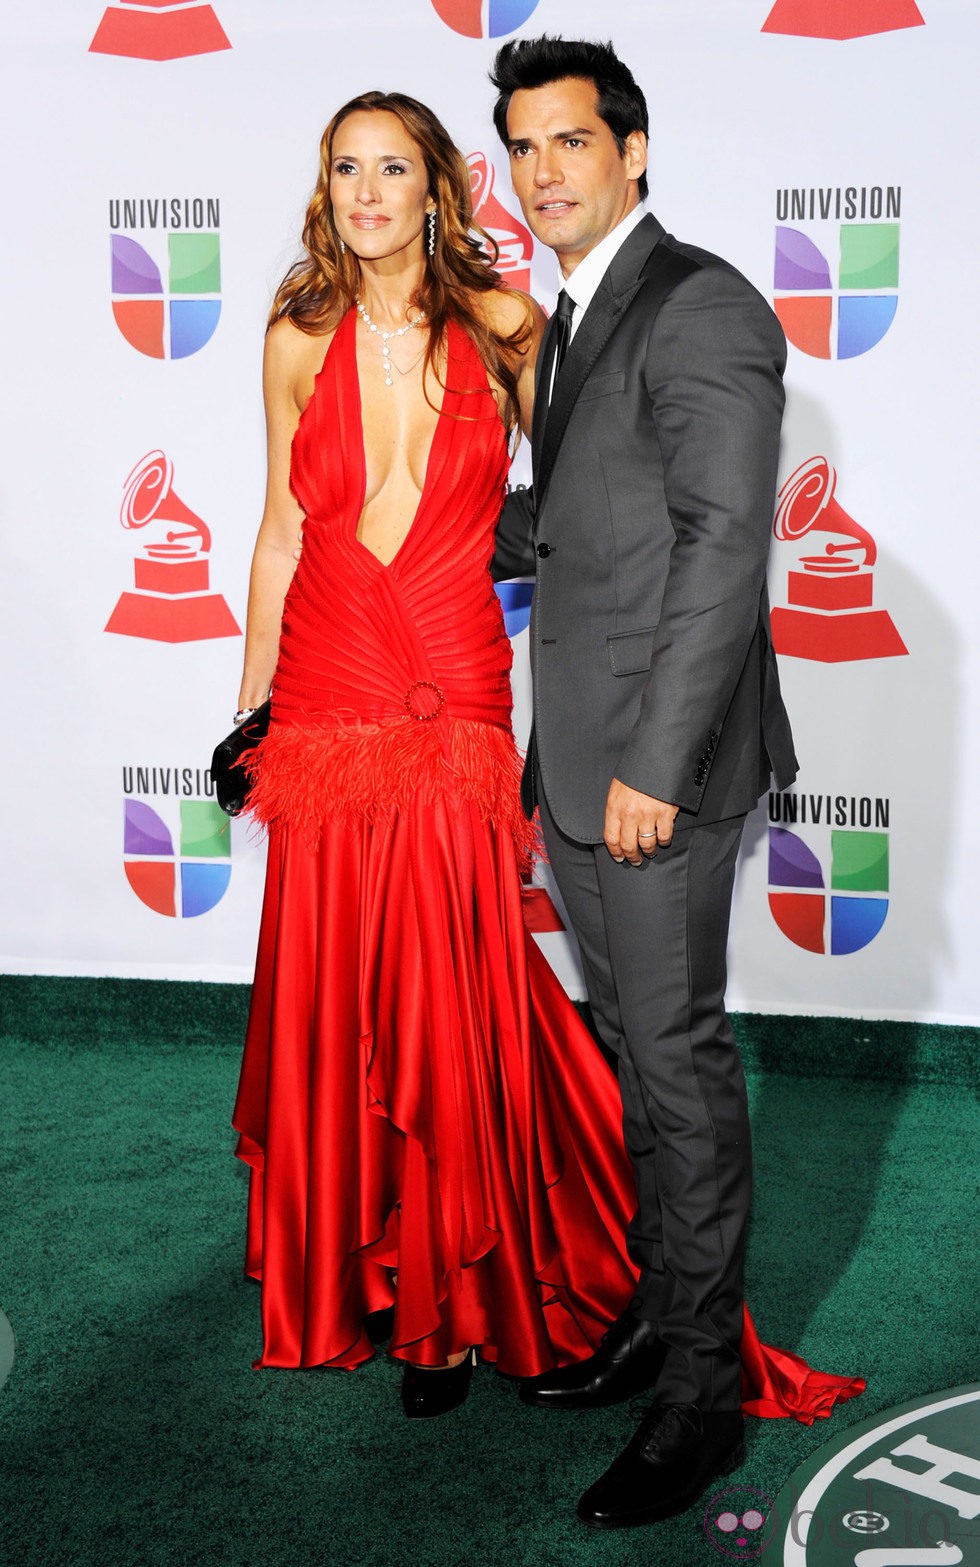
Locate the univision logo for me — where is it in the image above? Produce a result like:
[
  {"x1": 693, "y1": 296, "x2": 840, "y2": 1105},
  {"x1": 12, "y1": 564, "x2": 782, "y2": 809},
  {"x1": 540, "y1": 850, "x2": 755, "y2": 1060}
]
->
[
  {"x1": 496, "y1": 578, "x2": 533, "y2": 637},
  {"x1": 768, "y1": 792, "x2": 889, "y2": 955},
  {"x1": 123, "y1": 776, "x2": 231, "y2": 917},
  {"x1": 110, "y1": 197, "x2": 221, "y2": 359},
  {"x1": 431, "y1": 0, "x2": 540, "y2": 38},
  {"x1": 761, "y1": 0, "x2": 924, "y2": 39},
  {"x1": 90, "y1": 2, "x2": 231, "y2": 60},
  {"x1": 774, "y1": 185, "x2": 900, "y2": 360}
]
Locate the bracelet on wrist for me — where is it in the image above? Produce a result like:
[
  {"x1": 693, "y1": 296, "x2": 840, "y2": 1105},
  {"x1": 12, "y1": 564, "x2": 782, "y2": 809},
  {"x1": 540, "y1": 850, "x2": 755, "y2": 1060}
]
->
[{"x1": 235, "y1": 686, "x2": 271, "y2": 726}]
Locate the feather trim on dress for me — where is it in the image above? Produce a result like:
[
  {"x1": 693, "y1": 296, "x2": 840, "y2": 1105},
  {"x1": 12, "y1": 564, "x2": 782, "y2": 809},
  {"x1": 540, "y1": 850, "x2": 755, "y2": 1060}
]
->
[{"x1": 243, "y1": 715, "x2": 538, "y2": 872}]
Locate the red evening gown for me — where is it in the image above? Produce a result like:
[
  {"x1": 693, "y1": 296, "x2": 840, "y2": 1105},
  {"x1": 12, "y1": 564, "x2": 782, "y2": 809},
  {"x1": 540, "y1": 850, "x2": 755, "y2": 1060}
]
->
[{"x1": 233, "y1": 308, "x2": 864, "y2": 1420}]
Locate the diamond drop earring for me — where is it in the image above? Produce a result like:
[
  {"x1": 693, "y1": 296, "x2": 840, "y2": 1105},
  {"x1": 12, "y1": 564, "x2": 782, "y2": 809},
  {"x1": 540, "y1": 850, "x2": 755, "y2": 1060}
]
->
[{"x1": 426, "y1": 209, "x2": 436, "y2": 257}]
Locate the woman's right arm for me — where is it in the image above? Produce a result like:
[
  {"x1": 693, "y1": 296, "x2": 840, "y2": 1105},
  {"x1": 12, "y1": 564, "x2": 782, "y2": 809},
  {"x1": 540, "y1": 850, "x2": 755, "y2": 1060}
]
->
[
  {"x1": 482, "y1": 288, "x2": 544, "y2": 582},
  {"x1": 237, "y1": 320, "x2": 308, "y2": 711}
]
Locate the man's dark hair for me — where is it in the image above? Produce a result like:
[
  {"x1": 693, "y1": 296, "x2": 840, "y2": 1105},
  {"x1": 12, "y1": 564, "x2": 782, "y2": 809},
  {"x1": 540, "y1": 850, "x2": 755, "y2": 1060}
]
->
[{"x1": 490, "y1": 36, "x2": 649, "y2": 201}]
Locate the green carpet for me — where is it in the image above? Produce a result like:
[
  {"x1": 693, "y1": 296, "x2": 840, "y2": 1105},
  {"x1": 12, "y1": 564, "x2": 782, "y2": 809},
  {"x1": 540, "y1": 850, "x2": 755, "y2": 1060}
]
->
[{"x1": 1, "y1": 976, "x2": 977, "y2": 1566}]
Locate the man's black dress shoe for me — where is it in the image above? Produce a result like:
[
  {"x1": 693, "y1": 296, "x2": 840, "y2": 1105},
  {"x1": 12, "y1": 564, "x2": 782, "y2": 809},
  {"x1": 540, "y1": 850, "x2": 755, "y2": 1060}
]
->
[
  {"x1": 577, "y1": 1402, "x2": 746, "y2": 1530},
  {"x1": 520, "y1": 1309, "x2": 666, "y2": 1408}
]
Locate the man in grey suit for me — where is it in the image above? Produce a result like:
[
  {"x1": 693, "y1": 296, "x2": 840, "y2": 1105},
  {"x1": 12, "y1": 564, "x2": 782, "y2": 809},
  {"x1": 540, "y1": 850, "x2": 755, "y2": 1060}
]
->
[{"x1": 490, "y1": 37, "x2": 798, "y2": 1530}]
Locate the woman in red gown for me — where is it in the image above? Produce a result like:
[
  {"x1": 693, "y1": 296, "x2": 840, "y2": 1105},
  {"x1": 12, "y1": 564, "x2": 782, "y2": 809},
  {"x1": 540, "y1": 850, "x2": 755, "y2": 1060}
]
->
[{"x1": 232, "y1": 91, "x2": 863, "y2": 1427}]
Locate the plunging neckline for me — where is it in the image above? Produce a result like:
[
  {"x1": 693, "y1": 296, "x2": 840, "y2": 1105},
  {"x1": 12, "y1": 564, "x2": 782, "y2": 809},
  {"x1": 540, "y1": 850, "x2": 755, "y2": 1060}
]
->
[
  {"x1": 294, "y1": 307, "x2": 452, "y2": 573},
  {"x1": 350, "y1": 310, "x2": 452, "y2": 571}
]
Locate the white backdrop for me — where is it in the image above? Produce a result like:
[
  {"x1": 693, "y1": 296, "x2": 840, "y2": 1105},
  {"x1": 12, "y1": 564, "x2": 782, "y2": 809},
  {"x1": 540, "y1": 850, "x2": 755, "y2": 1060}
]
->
[{"x1": 2, "y1": 0, "x2": 976, "y2": 1024}]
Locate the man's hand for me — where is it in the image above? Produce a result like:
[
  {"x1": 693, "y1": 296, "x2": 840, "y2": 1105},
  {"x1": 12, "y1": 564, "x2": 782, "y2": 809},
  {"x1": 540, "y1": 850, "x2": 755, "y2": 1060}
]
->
[{"x1": 604, "y1": 778, "x2": 680, "y2": 866}]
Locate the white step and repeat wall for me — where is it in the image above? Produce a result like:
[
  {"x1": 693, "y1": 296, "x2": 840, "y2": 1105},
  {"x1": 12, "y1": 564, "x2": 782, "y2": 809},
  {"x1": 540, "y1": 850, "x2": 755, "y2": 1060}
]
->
[{"x1": 2, "y1": 1, "x2": 977, "y2": 1023}]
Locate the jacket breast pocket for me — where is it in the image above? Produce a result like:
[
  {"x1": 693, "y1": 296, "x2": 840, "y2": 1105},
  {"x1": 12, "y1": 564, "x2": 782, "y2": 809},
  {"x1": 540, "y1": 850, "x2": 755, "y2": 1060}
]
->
[
  {"x1": 577, "y1": 370, "x2": 627, "y2": 402},
  {"x1": 607, "y1": 626, "x2": 656, "y2": 676}
]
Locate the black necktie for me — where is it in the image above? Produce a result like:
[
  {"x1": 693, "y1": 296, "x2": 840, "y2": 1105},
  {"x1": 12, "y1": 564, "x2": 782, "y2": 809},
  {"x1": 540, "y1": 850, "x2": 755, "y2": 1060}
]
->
[
  {"x1": 544, "y1": 289, "x2": 574, "y2": 406},
  {"x1": 553, "y1": 288, "x2": 574, "y2": 374}
]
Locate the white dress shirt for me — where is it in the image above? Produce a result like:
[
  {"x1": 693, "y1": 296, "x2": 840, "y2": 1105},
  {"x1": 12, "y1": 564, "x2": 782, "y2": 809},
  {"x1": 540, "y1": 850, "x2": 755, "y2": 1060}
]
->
[
  {"x1": 561, "y1": 202, "x2": 648, "y2": 341},
  {"x1": 543, "y1": 204, "x2": 648, "y2": 402}
]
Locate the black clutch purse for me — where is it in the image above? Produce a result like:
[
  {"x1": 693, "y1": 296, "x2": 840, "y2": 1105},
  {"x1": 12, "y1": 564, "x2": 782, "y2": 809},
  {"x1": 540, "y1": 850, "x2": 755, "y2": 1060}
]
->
[{"x1": 211, "y1": 700, "x2": 271, "y2": 816}]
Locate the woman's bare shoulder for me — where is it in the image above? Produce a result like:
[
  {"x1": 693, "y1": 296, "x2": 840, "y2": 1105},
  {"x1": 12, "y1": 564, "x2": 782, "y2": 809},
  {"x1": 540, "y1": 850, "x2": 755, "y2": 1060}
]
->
[
  {"x1": 264, "y1": 313, "x2": 331, "y2": 368},
  {"x1": 479, "y1": 285, "x2": 546, "y2": 340},
  {"x1": 263, "y1": 314, "x2": 335, "y2": 409}
]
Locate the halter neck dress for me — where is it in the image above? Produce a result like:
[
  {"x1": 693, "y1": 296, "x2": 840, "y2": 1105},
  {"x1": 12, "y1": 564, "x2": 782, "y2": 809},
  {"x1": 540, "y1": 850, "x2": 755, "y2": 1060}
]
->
[{"x1": 232, "y1": 308, "x2": 864, "y2": 1419}]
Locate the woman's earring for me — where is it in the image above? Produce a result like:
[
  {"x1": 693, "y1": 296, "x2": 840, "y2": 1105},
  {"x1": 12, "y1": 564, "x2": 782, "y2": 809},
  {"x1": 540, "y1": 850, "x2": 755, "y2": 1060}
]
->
[
  {"x1": 426, "y1": 209, "x2": 436, "y2": 257},
  {"x1": 340, "y1": 238, "x2": 346, "y2": 256}
]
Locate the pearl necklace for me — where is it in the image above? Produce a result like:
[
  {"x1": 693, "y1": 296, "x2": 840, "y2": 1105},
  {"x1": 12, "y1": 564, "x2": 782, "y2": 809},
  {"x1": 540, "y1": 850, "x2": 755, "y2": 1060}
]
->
[{"x1": 355, "y1": 298, "x2": 425, "y2": 387}]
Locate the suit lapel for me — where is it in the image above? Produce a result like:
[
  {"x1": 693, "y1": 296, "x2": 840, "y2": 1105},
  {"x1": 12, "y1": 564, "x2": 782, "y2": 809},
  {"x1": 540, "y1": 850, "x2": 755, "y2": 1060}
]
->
[
  {"x1": 533, "y1": 213, "x2": 667, "y2": 507},
  {"x1": 534, "y1": 282, "x2": 637, "y2": 505}
]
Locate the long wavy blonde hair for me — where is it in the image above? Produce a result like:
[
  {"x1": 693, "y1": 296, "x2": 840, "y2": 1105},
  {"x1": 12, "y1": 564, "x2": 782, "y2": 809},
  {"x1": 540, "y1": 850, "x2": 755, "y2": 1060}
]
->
[{"x1": 270, "y1": 91, "x2": 532, "y2": 427}]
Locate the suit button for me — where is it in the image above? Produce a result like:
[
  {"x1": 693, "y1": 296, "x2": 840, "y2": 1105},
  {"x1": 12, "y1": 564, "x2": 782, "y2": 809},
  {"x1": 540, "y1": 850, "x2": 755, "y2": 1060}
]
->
[{"x1": 536, "y1": 542, "x2": 553, "y2": 558}]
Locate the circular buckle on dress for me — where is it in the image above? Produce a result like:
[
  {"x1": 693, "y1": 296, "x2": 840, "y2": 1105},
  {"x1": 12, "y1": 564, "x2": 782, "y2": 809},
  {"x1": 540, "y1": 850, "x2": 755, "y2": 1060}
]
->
[{"x1": 404, "y1": 680, "x2": 445, "y2": 721}]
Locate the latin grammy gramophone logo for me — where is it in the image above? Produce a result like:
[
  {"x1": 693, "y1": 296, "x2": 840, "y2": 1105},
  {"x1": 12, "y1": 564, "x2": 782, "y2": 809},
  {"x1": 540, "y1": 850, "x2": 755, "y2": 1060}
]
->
[
  {"x1": 770, "y1": 457, "x2": 907, "y2": 663},
  {"x1": 761, "y1": 0, "x2": 924, "y2": 39},
  {"x1": 105, "y1": 450, "x2": 240, "y2": 644},
  {"x1": 90, "y1": 1, "x2": 231, "y2": 60},
  {"x1": 468, "y1": 153, "x2": 535, "y2": 293}
]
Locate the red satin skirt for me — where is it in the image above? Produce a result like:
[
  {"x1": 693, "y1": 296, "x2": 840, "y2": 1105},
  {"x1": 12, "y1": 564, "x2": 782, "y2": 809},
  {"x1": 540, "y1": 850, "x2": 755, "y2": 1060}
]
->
[
  {"x1": 234, "y1": 793, "x2": 639, "y2": 1375},
  {"x1": 233, "y1": 793, "x2": 865, "y2": 1419}
]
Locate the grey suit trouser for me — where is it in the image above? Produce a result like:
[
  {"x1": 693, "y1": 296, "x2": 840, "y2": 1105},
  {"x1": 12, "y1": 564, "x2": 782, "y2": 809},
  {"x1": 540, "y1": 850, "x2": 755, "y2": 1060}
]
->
[{"x1": 538, "y1": 787, "x2": 750, "y2": 1411}]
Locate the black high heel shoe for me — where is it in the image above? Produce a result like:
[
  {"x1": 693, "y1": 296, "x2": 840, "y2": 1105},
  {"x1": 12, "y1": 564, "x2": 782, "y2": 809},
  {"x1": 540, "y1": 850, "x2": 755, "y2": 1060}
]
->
[{"x1": 400, "y1": 1350, "x2": 476, "y2": 1419}]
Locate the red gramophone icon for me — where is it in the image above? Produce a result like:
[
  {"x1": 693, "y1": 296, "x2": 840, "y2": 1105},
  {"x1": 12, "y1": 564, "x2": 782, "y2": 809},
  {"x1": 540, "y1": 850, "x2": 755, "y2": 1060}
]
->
[
  {"x1": 761, "y1": 0, "x2": 924, "y2": 39},
  {"x1": 468, "y1": 152, "x2": 535, "y2": 293},
  {"x1": 105, "y1": 450, "x2": 241, "y2": 643},
  {"x1": 770, "y1": 456, "x2": 907, "y2": 662},
  {"x1": 90, "y1": 1, "x2": 230, "y2": 60}
]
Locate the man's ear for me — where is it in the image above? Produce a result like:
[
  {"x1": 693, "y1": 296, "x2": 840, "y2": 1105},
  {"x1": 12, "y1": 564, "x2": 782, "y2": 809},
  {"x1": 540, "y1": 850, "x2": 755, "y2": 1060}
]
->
[{"x1": 624, "y1": 130, "x2": 648, "y2": 185}]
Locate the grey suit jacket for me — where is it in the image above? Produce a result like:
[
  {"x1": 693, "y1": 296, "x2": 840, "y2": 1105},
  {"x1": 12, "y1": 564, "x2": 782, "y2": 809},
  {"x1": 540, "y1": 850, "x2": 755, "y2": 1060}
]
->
[{"x1": 494, "y1": 212, "x2": 798, "y2": 842}]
